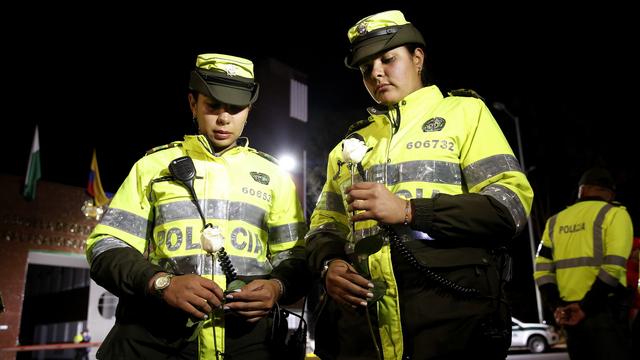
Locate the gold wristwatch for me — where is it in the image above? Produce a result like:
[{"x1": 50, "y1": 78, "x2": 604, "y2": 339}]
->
[{"x1": 152, "y1": 273, "x2": 175, "y2": 297}]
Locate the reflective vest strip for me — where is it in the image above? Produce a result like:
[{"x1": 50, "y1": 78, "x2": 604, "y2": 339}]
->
[
  {"x1": 535, "y1": 274, "x2": 557, "y2": 286},
  {"x1": 548, "y1": 215, "x2": 558, "y2": 243},
  {"x1": 593, "y1": 204, "x2": 613, "y2": 264},
  {"x1": 269, "y1": 222, "x2": 307, "y2": 245},
  {"x1": 156, "y1": 200, "x2": 267, "y2": 230},
  {"x1": 270, "y1": 246, "x2": 306, "y2": 267},
  {"x1": 157, "y1": 253, "x2": 274, "y2": 276},
  {"x1": 87, "y1": 236, "x2": 133, "y2": 264},
  {"x1": 463, "y1": 154, "x2": 522, "y2": 189},
  {"x1": 365, "y1": 160, "x2": 462, "y2": 186},
  {"x1": 306, "y1": 222, "x2": 350, "y2": 241},
  {"x1": 535, "y1": 262, "x2": 555, "y2": 272},
  {"x1": 315, "y1": 191, "x2": 345, "y2": 213},
  {"x1": 480, "y1": 184, "x2": 527, "y2": 231},
  {"x1": 100, "y1": 207, "x2": 150, "y2": 239},
  {"x1": 598, "y1": 268, "x2": 621, "y2": 287}
]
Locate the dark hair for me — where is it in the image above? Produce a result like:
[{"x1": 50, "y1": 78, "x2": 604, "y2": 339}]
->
[{"x1": 405, "y1": 44, "x2": 431, "y2": 86}]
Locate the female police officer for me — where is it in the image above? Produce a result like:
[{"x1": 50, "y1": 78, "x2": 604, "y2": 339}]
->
[
  {"x1": 306, "y1": 10, "x2": 534, "y2": 360},
  {"x1": 87, "y1": 53, "x2": 309, "y2": 359}
]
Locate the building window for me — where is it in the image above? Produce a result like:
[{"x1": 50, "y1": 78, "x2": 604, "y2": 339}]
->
[{"x1": 290, "y1": 78, "x2": 308, "y2": 122}]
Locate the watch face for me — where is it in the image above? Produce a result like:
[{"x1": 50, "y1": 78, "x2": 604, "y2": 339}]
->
[{"x1": 154, "y1": 275, "x2": 171, "y2": 290}]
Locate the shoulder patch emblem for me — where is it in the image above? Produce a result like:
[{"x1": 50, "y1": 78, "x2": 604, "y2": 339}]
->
[
  {"x1": 346, "y1": 119, "x2": 373, "y2": 136},
  {"x1": 250, "y1": 171, "x2": 270, "y2": 185},
  {"x1": 254, "y1": 151, "x2": 278, "y2": 165},
  {"x1": 145, "y1": 142, "x2": 182, "y2": 155},
  {"x1": 422, "y1": 117, "x2": 446, "y2": 132},
  {"x1": 447, "y1": 88, "x2": 484, "y2": 101}
]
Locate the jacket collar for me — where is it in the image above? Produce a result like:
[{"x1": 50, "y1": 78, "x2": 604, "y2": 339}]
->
[
  {"x1": 366, "y1": 85, "x2": 444, "y2": 130},
  {"x1": 184, "y1": 135, "x2": 250, "y2": 157}
]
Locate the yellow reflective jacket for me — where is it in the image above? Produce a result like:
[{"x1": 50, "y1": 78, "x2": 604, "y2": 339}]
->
[
  {"x1": 308, "y1": 85, "x2": 533, "y2": 359},
  {"x1": 534, "y1": 199, "x2": 633, "y2": 302},
  {"x1": 87, "y1": 135, "x2": 306, "y2": 359}
]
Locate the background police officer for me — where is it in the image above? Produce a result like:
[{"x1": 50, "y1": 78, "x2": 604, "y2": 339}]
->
[{"x1": 535, "y1": 167, "x2": 633, "y2": 360}]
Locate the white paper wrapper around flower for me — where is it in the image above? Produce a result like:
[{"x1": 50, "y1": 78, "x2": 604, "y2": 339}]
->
[
  {"x1": 342, "y1": 138, "x2": 368, "y2": 164},
  {"x1": 201, "y1": 226, "x2": 224, "y2": 253}
]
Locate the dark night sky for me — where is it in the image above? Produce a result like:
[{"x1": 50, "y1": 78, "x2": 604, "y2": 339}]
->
[{"x1": 3, "y1": 3, "x2": 638, "y2": 320}]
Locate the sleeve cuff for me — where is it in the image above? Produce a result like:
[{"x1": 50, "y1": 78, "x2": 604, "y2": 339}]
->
[{"x1": 410, "y1": 197, "x2": 435, "y2": 232}]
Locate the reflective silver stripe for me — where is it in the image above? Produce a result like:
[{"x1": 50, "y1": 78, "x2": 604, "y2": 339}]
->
[
  {"x1": 271, "y1": 246, "x2": 306, "y2": 267},
  {"x1": 306, "y1": 222, "x2": 350, "y2": 241},
  {"x1": 463, "y1": 154, "x2": 522, "y2": 189},
  {"x1": 603, "y1": 255, "x2": 627, "y2": 267},
  {"x1": 100, "y1": 207, "x2": 150, "y2": 239},
  {"x1": 355, "y1": 225, "x2": 382, "y2": 241},
  {"x1": 597, "y1": 268, "x2": 622, "y2": 287},
  {"x1": 366, "y1": 160, "x2": 462, "y2": 186},
  {"x1": 88, "y1": 237, "x2": 133, "y2": 264},
  {"x1": 555, "y1": 257, "x2": 597, "y2": 269},
  {"x1": 535, "y1": 275, "x2": 556, "y2": 286},
  {"x1": 315, "y1": 191, "x2": 345, "y2": 213},
  {"x1": 157, "y1": 253, "x2": 273, "y2": 276},
  {"x1": 548, "y1": 215, "x2": 558, "y2": 243},
  {"x1": 269, "y1": 222, "x2": 307, "y2": 244},
  {"x1": 207, "y1": 200, "x2": 267, "y2": 229},
  {"x1": 156, "y1": 200, "x2": 267, "y2": 230},
  {"x1": 535, "y1": 262, "x2": 555, "y2": 272},
  {"x1": 592, "y1": 204, "x2": 613, "y2": 265},
  {"x1": 480, "y1": 184, "x2": 527, "y2": 232}
]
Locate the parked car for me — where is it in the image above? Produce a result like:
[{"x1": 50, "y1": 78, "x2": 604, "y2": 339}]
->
[{"x1": 510, "y1": 317, "x2": 559, "y2": 353}]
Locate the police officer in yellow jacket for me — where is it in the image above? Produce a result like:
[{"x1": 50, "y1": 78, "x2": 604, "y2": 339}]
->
[
  {"x1": 86, "y1": 53, "x2": 310, "y2": 359},
  {"x1": 534, "y1": 167, "x2": 633, "y2": 360},
  {"x1": 306, "y1": 10, "x2": 533, "y2": 360}
]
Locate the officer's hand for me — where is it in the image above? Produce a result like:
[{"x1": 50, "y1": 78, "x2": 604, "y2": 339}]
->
[
  {"x1": 347, "y1": 182, "x2": 408, "y2": 224},
  {"x1": 324, "y1": 259, "x2": 374, "y2": 308},
  {"x1": 559, "y1": 303, "x2": 585, "y2": 326},
  {"x1": 553, "y1": 306, "x2": 569, "y2": 324},
  {"x1": 224, "y1": 279, "x2": 281, "y2": 323},
  {"x1": 161, "y1": 274, "x2": 225, "y2": 320}
]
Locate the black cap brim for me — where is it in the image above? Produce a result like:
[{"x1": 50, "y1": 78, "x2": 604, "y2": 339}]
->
[
  {"x1": 345, "y1": 24, "x2": 425, "y2": 69},
  {"x1": 189, "y1": 70, "x2": 259, "y2": 107}
]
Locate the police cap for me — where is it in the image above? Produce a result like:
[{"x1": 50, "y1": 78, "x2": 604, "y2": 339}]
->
[
  {"x1": 189, "y1": 53, "x2": 259, "y2": 107},
  {"x1": 579, "y1": 167, "x2": 616, "y2": 191},
  {"x1": 345, "y1": 10, "x2": 425, "y2": 69}
]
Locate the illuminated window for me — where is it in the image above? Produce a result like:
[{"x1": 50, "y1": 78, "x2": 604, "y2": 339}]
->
[{"x1": 290, "y1": 79, "x2": 308, "y2": 122}]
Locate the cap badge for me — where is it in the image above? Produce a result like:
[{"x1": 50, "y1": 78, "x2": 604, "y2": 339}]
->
[
  {"x1": 422, "y1": 117, "x2": 446, "y2": 132},
  {"x1": 223, "y1": 64, "x2": 239, "y2": 77},
  {"x1": 357, "y1": 22, "x2": 368, "y2": 35}
]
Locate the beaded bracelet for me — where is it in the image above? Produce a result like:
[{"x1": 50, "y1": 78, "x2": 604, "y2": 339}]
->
[{"x1": 403, "y1": 199, "x2": 411, "y2": 225}]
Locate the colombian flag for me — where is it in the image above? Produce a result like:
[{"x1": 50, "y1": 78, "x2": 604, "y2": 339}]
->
[
  {"x1": 23, "y1": 125, "x2": 41, "y2": 201},
  {"x1": 87, "y1": 149, "x2": 111, "y2": 207}
]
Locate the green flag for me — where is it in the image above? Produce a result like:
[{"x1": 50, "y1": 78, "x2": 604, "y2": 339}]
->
[{"x1": 23, "y1": 126, "x2": 41, "y2": 201}]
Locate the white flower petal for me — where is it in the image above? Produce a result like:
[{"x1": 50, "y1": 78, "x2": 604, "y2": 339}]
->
[
  {"x1": 201, "y1": 226, "x2": 224, "y2": 253},
  {"x1": 342, "y1": 138, "x2": 368, "y2": 163}
]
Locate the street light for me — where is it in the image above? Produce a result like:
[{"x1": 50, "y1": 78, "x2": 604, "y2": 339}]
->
[
  {"x1": 493, "y1": 102, "x2": 544, "y2": 324},
  {"x1": 278, "y1": 151, "x2": 307, "y2": 217}
]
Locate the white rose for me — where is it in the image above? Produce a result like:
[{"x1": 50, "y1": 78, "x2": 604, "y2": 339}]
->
[
  {"x1": 201, "y1": 226, "x2": 224, "y2": 253},
  {"x1": 342, "y1": 138, "x2": 368, "y2": 164}
]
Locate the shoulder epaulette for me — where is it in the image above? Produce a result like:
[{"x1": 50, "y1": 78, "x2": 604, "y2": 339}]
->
[
  {"x1": 253, "y1": 150, "x2": 279, "y2": 165},
  {"x1": 145, "y1": 141, "x2": 182, "y2": 155},
  {"x1": 346, "y1": 119, "x2": 374, "y2": 136},
  {"x1": 447, "y1": 88, "x2": 485, "y2": 101}
]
